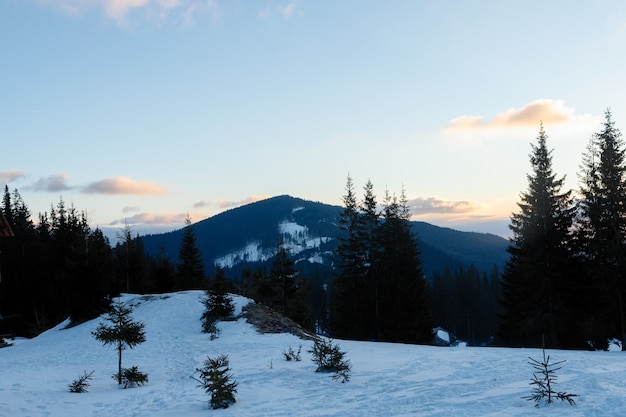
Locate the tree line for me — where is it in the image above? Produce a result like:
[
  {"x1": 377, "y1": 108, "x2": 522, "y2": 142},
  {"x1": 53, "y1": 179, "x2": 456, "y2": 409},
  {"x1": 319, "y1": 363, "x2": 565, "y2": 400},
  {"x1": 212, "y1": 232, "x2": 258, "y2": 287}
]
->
[
  {"x1": 5, "y1": 109, "x2": 626, "y2": 351},
  {"x1": 0, "y1": 194, "x2": 231, "y2": 336},
  {"x1": 328, "y1": 178, "x2": 433, "y2": 344},
  {"x1": 0, "y1": 190, "x2": 322, "y2": 337}
]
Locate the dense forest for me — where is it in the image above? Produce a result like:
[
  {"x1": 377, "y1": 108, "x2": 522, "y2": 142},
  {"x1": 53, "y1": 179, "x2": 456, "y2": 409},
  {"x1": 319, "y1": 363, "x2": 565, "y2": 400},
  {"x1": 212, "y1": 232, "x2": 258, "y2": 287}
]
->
[{"x1": 2, "y1": 109, "x2": 626, "y2": 351}]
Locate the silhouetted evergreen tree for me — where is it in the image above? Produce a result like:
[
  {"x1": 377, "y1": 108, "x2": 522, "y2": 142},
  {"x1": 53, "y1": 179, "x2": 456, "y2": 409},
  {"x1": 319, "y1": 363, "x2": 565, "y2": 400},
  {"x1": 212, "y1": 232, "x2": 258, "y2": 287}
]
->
[
  {"x1": 176, "y1": 215, "x2": 205, "y2": 290},
  {"x1": 373, "y1": 188, "x2": 432, "y2": 343},
  {"x1": 577, "y1": 110, "x2": 626, "y2": 349},
  {"x1": 67, "y1": 228, "x2": 114, "y2": 323},
  {"x1": 431, "y1": 264, "x2": 500, "y2": 345},
  {"x1": 329, "y1": 175, "x2": 365, "y2": 338},
  {"x1": 498, "y1": 124, "x2": 576, "y2": 348},
  {"x1": 149, "y1": 247, "x2": 177, "y2": 292},
  {"x1": 359, "y1": 180, "x2": 380, "y2": 339},
  {"x1": 113, "y1": 224, "x2": 147, "y2": 294}
]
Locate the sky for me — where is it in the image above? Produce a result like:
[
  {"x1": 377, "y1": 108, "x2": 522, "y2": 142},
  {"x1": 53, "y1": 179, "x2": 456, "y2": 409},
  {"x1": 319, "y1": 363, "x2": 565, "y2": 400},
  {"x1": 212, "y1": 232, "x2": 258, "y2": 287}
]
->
[{"x1": 2, "y1": 0, "x2": 626, "y2": 240}]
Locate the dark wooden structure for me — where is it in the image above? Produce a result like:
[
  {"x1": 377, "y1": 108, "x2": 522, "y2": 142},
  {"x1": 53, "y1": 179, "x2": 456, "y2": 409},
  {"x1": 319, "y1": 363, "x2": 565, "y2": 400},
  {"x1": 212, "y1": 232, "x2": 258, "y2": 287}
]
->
[{"x1": 0, "y1": 212, "x2": 13, "y2": 237}]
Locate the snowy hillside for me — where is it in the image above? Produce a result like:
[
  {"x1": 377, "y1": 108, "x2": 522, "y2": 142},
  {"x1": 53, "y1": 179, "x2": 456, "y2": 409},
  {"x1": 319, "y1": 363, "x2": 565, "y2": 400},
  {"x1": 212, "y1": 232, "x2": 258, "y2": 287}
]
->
[
  {"x1": 2, "y1": 291, "x2": 626, "y2": 416},
  {"x1": 214, "y1": 219, "x2": 334, "y2": 269}
]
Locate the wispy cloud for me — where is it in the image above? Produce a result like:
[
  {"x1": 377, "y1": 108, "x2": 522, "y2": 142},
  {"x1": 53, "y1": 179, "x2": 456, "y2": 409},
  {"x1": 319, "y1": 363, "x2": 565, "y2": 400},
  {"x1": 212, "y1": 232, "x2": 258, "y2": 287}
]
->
[
  {"x1": 109, "y1": 210, "x2": 208, "y2": 226},
  {"x1": 30, "y1": 174, "x2": 73, "y2": 192},
  {"x1": 408, "y1": 197, "x2": 479, "y2": 215},
  {"x1": 110, "y1": 211, "x2": 187, "y2": 226},
  {"x1": 39, "y1": 0, "x2": 219, "y2": 25},
  {"x1": 0, "y1": 170, "x2": 26, "y2": 184},
  {"x1": 443, "y1": 99, "x2": 601, "y2": 147},
  {"x1": 447, "y1": 99, "x2": 574, "y2": 131},
  {"x1": 192, "y1": 200, "x2": 212, "y2": 209},
  {"x1": 279, "y1": 2, "x2": 298, "y2": 19},
  {"x1": 122, "y1": 205, "x2": 142, "y2": 213},
  {"x1": 82, "y1": 177, "x2": 166, "y2": 195},
  {"x1": 258, "y1": 2, "x2": 300, "y2": 20},
  {"x1": 217, "y1": 195, "x2": 271, "y2": 209}
]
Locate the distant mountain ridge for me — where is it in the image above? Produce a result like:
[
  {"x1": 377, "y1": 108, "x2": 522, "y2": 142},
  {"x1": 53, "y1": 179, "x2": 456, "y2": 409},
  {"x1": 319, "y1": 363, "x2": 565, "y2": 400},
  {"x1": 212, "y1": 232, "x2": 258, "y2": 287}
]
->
[{"x1": 140, "y1": 195, "x2": 509, "y2": 280}]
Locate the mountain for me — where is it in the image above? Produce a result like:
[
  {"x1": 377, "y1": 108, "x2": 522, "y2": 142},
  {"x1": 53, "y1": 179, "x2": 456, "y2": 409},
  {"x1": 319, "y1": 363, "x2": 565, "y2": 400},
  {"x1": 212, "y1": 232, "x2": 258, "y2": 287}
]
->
[{"x1": 141, "y1": 195, "x2": 509, "y2": 280}]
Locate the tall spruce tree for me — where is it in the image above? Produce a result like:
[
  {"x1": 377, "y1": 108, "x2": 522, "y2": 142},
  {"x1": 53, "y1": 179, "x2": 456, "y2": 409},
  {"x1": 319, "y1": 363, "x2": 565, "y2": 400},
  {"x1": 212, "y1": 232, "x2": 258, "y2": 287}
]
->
[
  {"x1": 359, "y1": 180, "x2": 380, "y2": 340},
  {"x1": 498, "y1": 124, "x2": 576, "y2": 348},
  {"x1": 577, "y1": 110, "x2": 626, "y2": 349},
  {"x1": 269, "y1": 244, "x2": 296, "y2": 314},
  {"x1": 372, "y1": 188, "x2": 432, "y2": 343},
  {"x1": 176, "y1": 215, "x2": 205, "y2": 290},
  {"x1": 329, "y1": 175, "x2": 365, "y2": 339}
]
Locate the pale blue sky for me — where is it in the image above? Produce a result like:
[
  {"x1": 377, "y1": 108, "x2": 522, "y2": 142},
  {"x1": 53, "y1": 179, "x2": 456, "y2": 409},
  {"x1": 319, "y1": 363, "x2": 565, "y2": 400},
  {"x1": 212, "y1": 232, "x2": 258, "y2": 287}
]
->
[{"x1": 2, "y1": 0, "x2": 626, "y2": 239}]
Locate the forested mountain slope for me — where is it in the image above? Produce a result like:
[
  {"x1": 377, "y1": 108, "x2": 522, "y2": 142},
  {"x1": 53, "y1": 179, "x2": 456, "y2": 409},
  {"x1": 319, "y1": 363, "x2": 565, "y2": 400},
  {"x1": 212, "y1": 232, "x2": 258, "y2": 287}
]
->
[{"x1": 141, "y1": 195, "x2": 508, "y2": 280}]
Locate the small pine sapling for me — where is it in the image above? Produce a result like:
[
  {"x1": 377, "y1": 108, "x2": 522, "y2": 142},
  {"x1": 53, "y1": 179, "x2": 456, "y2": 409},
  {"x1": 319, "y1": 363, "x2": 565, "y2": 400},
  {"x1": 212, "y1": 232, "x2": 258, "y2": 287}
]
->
[
  {"x1": 193, "y1": 354, "x2": 238, "y2": 409},
  {"x1": 523, "y1": 337, "x2": 577, "y2": 406},
  {"x1": 114, "y1": 366, "x2": 149, "y2": 389},
  {"x1": 200, "y1": 270, "x2": 235, "y2": 338},
  {"x1": 309, "y1": 338, "x2": 351, "y2": 383},
  {"x1": 92, "y1": 301, "x2": 146, "y2": 385},
  {"x1": 201, "y1": 315, "x2": 220, "y2": 340},
  {"x1": 283, "y1": 344, "x2": 302, "y2": 361},
  {"x1": 68, "y1": 370, "x2": 94, "y2": 393}
]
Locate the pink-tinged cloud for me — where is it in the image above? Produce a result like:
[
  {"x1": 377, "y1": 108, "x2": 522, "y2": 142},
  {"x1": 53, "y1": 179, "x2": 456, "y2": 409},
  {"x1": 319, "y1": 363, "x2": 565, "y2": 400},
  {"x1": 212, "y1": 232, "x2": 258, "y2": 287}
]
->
[
  {"x1": 40, "y1": 0, "x2": 200, "y2": 25},
  {"x1": 110, "y1": 210, "x2": 208, "y2": 226},
  {"x1": 217, "y1": 195, "x2": 271, "y2": 209},
  {"x1": 447, "y1": 99, "x2": 574, "y2": 131},
  {"x1": 409, "y1": 197, "x2": 479, "y2": 215},
  {"x1": 82, "y1": 177, "x2": 165, "y2": 195},
  {"x1": 0, "y1": 170, "x2": 26, "y2": 184},
  {"x1": 110, "y1": 212, "x2": 187, "y2": 226},
  {"x1": 104, "y1": 0, "x2": 150, "y2": 21},
  {"x1": 30, "y1": 174, "x2": 73, "y2": 192}
]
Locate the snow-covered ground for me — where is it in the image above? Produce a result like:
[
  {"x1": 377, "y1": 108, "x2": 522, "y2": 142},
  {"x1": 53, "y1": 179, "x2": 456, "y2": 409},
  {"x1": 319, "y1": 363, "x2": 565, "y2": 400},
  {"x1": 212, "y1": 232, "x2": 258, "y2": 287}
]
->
[{"x1": 1, "y1": 291, "x2": 626, "y2": 416}]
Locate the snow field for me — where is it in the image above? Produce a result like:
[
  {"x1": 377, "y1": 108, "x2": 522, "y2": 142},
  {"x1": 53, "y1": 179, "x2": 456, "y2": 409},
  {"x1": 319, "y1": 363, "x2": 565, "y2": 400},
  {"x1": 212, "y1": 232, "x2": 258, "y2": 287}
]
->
[{"x1": 1, "y1": 291, "x2": 626, "y2": 416}]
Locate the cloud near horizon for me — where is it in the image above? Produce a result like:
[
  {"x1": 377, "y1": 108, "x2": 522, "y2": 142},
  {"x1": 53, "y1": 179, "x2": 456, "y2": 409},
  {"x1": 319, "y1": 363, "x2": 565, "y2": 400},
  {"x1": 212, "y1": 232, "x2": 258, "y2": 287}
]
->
[
  {"x1": 0, "y1": 170, "x2": 26, "y2": 184},
  {"x1": 447, "y1": 99, "x2": 576, "y2": 131},
  {"x1": 217, "y1": 195, "x2": 272, "y2": 209},
  {"x1": 109, "y1": 210, "x2": 208, "y2": 226},
  {"x1": 122, "y1": 205, "x2": 142, "y2": 214},
  {"x1": 30, "y1": 174, "x2": 73, "y2": 192},
  {"x1": 408, "y1": 197, "x2": 479, "y2": 216},
  {"x1": 109, "y1": 211, "x2": 186, "y2": 226},
  {"x1": 82, "y1": 177, "x2": 166, "y2": 195}
]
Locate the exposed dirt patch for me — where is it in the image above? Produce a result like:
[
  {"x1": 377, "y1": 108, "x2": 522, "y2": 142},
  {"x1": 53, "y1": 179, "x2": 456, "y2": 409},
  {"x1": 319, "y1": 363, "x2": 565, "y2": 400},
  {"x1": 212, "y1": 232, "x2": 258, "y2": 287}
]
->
[{"x1": 241, "y1": 303, "x2": 318, "y2": 341}]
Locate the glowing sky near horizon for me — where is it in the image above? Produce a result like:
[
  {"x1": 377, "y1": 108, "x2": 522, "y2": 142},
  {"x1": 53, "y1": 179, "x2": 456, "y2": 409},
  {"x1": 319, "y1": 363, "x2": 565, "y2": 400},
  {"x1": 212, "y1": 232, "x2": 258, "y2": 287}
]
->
[{"x1": 2, "y1": 1, "x2": 626, "y2": 239}]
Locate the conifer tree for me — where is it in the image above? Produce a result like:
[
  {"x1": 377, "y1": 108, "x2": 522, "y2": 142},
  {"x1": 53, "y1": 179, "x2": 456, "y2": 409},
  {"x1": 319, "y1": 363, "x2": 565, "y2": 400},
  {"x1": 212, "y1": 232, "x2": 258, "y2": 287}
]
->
[
  {"x1": 498, "y1": 124, "x2": 576, "y2": 348},
  {"x1": 201, "y1": 267, "x2": 235, "y2": 334},
  {"x1": 359, "y1": 180, "x2": 380, "y2": 339},
  {"x1": 373, "y1": 188, "x2": 432, "y2": 343},
  {"x1": 176, "y1": 214, "x2": 205, "y2": 290},
  {"x1": 114, "y1": 223, "x2": 147, "y2": 293},
  {"x1": 92, "y1": 301, "x2": 146, "y2": 385},
  {"x1": 269, "y1": 244, "x2": 313, "y2": 328},
  {"x1": 329, "y1": 175, "x2": 365, "y2": 338},
  {"x1": 577, "y1": 110, "x2": 626, "y2": 349}
]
